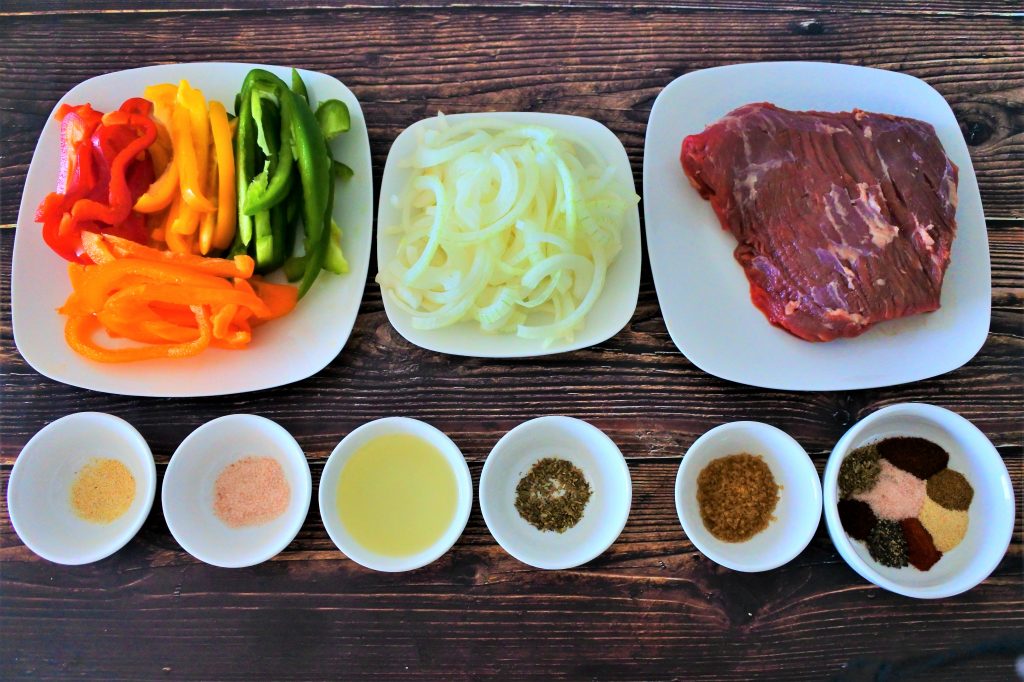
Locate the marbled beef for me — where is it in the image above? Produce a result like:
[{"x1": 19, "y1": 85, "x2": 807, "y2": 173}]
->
[{"x1": 680, "y1": 103, "x2": 958, "y2": 342}]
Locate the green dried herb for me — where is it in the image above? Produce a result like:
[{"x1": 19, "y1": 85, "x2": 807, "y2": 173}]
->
[
  {"x1": 867, "y1": 519, "x2": 909, "y2": 568},
  {"x1": 514, "y1": 457, "x2": 592, "y2": 533},
  {"x1": 838, "y1": 444, "x2": 881, "y2": 498}
]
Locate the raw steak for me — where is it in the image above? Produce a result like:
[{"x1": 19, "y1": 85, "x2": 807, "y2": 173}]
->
[{"x1": 680, "y1": 103, "x2": 959, "y2": 342}]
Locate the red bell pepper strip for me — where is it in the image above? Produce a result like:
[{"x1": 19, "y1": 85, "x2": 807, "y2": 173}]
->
[{"x1": 70, "y1": 112, "x2": 157, "y2": 227}]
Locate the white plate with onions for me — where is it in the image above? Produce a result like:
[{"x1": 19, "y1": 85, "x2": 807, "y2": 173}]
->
[{"x1": 376, "y1": 112, "x2": 641, "y2": 358}]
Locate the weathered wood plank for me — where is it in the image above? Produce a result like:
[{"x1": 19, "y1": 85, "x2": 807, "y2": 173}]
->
[
  {"x1": 2, "y1": 0, "x2": 1021, "y2": 17},
  {"x1": 1, "y1": 8, "x2": 1022, "y2": 224}
]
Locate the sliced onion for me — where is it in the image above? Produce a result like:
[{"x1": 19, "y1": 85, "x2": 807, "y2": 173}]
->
[{"x1": 377, "y1": 115, "x2": 637, "y2": 345}]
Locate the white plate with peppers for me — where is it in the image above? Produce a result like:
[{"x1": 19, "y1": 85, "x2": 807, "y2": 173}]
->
[{"x1": 12, "y1": 63, "x2": 373, "y2": 397}]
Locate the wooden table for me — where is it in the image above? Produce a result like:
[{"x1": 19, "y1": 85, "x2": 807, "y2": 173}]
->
[{"x1": 2, "y1": 2, "x2": 1021, "y2": 679}]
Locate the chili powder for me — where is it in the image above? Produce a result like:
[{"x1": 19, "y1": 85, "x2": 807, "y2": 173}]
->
[
  {"x1": 877, "y1": 436, "x2": 948, "y2": 479},
  {"x1": 900, "y1": 517, "x2": 942, "y2": 571},
  {"x1": 837, "y1": 498, "x2": 876, "y2": 542}
]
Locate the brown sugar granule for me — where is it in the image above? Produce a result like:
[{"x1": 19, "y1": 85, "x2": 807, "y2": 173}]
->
[
  {"x1": 696, "y1": 453, "x2": 779, "y2": 543},
  {"x1": 877, "y1": 437, "x2": 948, "y2": 479},
  {"x1": 900, "y1": 517, "x2": 943, "y2": 571},
  {"x1": 837, "y1": 498, "x2": 877, "y2": 542},
  {"x1": 926, "y1": 469, "x2": 974, "y2": 511}
]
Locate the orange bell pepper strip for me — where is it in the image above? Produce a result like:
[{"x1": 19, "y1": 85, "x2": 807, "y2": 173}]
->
[
  {"x1": 208, "y1": 100, "x2": 236, "y2": 251},
  {"x1": 250, "y1": 279, "x2": 299, "y2": 320},
  {"x1": 65, "y1": 306, "x2": 211, "y2": 363},
  {"x1": 100, "y1": 234, "x2": 255, "y2": 278},
  {"x1": 79, "y1": 231, "x2": 116, "y2": 264},
  {"x1": 212, "y1": 303, "x2": 239, "y2": 338},
  {"x1": 99, "y1": 281, "x2": 272, "y2": 318},
  {"x1": 171, "y1": 96, "x2": 215, "y2": 214},
  {"x1": 73, "y1": 258, "x2": 232, "y2": 312},
  {"x1": 97, "y1": 309, "x2": 175, "y2": 345}
]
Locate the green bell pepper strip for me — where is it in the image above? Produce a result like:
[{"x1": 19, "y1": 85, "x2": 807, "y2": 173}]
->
[
  {"x1": 251, "y1": 97, "x2": 283, "y2": 271},
  {"x1": 290, "y1": 89, "x2": 333, "y2": 298},
  {"x1": 324, "y1": 221, "x2": 349, "y2": 274},
  {"x1": 234, "y1": 76, "x2": 258, "y2": 246},
  {"x1": 241, "y1": 82, "x2": 295, "y2": 216},
  {"x1": 331, "y1": 160, "x2": 354, "y2": 180},
  {"x1": 315, "y1": 99, "x2": 350, "y2": 140},
  {"x1": 291, "y1": 68, "x2": 309, "y2": 104}
]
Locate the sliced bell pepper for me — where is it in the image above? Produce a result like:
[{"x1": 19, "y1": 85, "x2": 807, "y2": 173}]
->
[
  {"x1": 65, "y1": 306, "x2": 211, "y2": 363},
  {"x1": 208, "y1": 100, "x2": 237, "y2": 250},
  {"x1": 70, "y1": 112, "x2": 157, "y2": 227},
  {"x1": 171, "y1": 95, "x2": 215, "y2": 214}
]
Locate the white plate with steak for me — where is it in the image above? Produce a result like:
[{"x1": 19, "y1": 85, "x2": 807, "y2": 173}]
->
[{"x1": 643, "y1": 62, "x2": 990, "y2": 391}]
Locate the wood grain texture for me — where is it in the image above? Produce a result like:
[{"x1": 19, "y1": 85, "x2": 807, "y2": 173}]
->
[
  {"x1": 1, "y1": 2, "x2": 1023, "y2": 680},
  {"x1": 2, "y1": 6, "x2": 1023, "y2": 224},
  {"x1": 1, "y1": 0, "x2": 1022, "y2": 16}
]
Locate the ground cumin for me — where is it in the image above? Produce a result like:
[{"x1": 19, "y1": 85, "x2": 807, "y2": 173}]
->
[
  {"x1": 696, "y1": 453, "x2": 779, "y2": 543},
  {"x1": 926, "y1": 469, "x2": 974, "y2": 511}
]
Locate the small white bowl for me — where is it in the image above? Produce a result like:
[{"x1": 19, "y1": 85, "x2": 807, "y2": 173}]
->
[
  {"x1": 162, "y1": 415, "x2": 311, "y2": 568},
  {"x1": 675, "y1": 421, "x2": 821, "y2": 572},
  {"x1": 824, "y1": 403, "x2": 1015, "y2": 599},
  {"x1": 319, "y1": 417, "x2": 473, "y2": 572},
  {"x1": 8, "y1": 412, "x2": 156, "y2": 565},
  {"x1": 479, "y1": 416, "x2": 631, "y2": 570}
]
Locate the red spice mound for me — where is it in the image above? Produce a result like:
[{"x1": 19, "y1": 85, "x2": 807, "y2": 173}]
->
[
  {"x1": 837, "y1": 498, "x2": 877, "y2": 542},
  {"x1": 900, "y1": 517, "x2": 942, "y2": 571},
  {"x1": 877, "y1": 437, "x2": 948, "y2": 478}
]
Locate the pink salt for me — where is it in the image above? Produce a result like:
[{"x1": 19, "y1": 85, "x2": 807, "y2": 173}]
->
[
  {"x1": 853, "y1": 459, "x2": 925, "y2": 521},
  {"x1": 213, "y1": 456, "x2": 291, "y2": 528}
]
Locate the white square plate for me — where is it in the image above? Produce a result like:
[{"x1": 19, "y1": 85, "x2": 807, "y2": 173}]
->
[
  {"x1": 12, "y1": 63, "x2": 373, "y2": 397},
  {"x1": 643, "y1": 62, "x2": 990, "y2": 391},
  {"x1": 377, "y1": 112, "x2": 641, "y2": 358}
]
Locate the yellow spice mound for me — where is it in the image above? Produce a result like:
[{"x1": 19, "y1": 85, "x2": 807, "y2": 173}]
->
[
  {"x1": 918, "y1": 497, "x2": 968, "y2": 552},
  {"x1": 70, "y1": 458, "x2": 136, "y2": 524}
]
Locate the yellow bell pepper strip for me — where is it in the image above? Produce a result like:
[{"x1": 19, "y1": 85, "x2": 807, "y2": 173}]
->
[
  {"x1": 134, "y1": 152, "x2": 178, "y2": 213},
  {"x1": 143, "y1": 84, "x2": 177, "y2": 126},
  {"x1": 209, "y1": 100, "x2": 236, "y2": 251},
  {"x1": 147, "y1": 139, "x2": 170, "y2": 176},
  {"x1": 177, "y1": 80, "x2": 214, "y2": 212},
  {"x1": 171, "y1": 94, "x2": 215, "y2": 214},
  {"x1": 198, "y1": 140, "x2": 218, "y2": 255}
]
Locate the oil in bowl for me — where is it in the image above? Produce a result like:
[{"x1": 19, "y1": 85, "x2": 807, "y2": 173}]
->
[
  {"x1": 336, "y1": 433, "x2": 458, "y2": 557},
  {"x1": 320, "y1": 418, "x2": 472, "y2": 572}
]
